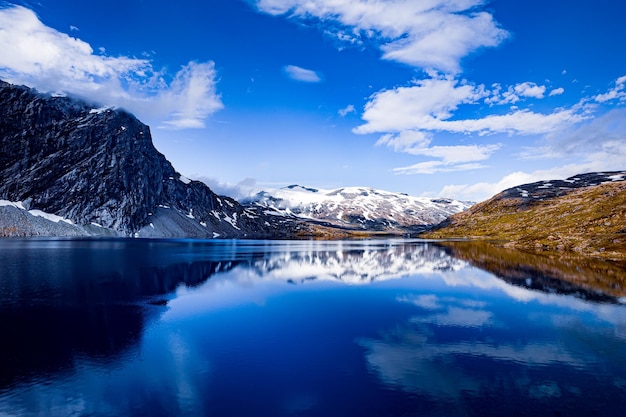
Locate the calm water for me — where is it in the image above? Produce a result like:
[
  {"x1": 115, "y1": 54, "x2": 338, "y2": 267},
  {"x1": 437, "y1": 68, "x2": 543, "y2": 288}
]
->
[{"x1": 1, "y1": 238, "x2": 625, "y2": 417}]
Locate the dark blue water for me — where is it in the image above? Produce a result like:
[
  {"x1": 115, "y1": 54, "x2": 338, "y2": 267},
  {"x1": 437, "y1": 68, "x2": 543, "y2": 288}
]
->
[{"x1": 1, "y1": 238, "x2": 625, "y2": 416}]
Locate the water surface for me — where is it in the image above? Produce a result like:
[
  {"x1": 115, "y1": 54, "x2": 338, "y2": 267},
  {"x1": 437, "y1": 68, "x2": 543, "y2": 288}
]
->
[{"x1": 1, "y1": 238, "x2": 625, "y2": 416}]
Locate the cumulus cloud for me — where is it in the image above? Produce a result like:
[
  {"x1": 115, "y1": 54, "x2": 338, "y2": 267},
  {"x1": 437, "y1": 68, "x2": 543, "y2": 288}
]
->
[
  {"x1": 355, "y1": 77, "x2": 583, "y2": 137},
  {"x1": 485, "y1": 81, "x2": 549, "y2": 105},
  {"x1": 0, "y1": 5, "x2": 222, "y2": 129},
  {"x1": 284, "y1": 65, "x2": 322, "y2": 82},
  {"x1": 255, "y1": 0, "x2": 508, "y2": 73},
  {"x1": 514, "y1": 82, "x2": 545, "y2": 99}
]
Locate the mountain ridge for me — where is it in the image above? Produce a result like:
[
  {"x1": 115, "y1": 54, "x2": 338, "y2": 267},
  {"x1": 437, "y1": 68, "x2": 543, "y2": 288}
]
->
[{"x1": 242, "y1": 184, "x2": 473, "y2": 235}]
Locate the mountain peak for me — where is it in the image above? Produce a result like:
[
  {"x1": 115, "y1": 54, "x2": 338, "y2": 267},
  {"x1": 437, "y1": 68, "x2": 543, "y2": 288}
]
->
[{"x1": 284, "y1": 184, "x2": 319, "y2": 193}]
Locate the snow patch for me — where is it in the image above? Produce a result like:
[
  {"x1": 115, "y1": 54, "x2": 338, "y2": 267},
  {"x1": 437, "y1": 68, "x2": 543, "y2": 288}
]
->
[
  {"x1": 89, "y1": 106, "x2": 112, "y2": 114},
  {"x1": 27, "y1": 209, "x2": 74, "y2": 224},
  {"x1": 179, "y1": 175, "x2": 191, "y2": 185},
  {"x1": 0, "y1": 200, "x2": 26, "y2": 209},
  {"x1": 223, "y1": 214, "x2": 241, "y2": 230}
]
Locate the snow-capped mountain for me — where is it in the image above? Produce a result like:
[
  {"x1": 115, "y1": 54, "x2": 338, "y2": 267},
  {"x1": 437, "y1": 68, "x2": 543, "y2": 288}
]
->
[{"x1": 243, "y1": 185, "x2": 473, "y2": 233}]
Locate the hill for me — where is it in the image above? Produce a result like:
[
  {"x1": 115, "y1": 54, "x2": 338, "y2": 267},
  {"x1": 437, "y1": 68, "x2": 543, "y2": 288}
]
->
[{"x1": 422, "y1": 172, "x2": 626, "y2": 261}]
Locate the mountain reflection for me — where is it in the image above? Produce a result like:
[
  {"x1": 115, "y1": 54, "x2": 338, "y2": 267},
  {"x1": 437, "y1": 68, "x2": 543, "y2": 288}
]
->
[{"x1": 436, "y1": 241, "x2": 626, "y2": 300}]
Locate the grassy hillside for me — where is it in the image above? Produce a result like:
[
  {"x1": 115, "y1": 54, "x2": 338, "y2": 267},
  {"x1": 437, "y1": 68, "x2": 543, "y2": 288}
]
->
[{"x1": 422, "y1": 181, "x2": 626, "y2": 261}]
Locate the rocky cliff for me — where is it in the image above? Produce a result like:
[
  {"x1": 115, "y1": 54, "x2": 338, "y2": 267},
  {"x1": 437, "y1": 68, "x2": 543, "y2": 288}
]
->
[{"x1": 0, "y1": 80, "x2": 306, "y2": 238}]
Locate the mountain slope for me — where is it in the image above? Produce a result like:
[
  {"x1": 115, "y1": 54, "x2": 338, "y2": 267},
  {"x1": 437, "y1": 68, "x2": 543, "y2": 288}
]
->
[
  {"x1": 243, "y1": 185, "x2": 473, "y2": 234},
  {"x1": 422, "y1": 172, "x2": 626, "y2": 261},
  {"x1": 0, "y1": 80, "x2": 305, "y2": 238}
]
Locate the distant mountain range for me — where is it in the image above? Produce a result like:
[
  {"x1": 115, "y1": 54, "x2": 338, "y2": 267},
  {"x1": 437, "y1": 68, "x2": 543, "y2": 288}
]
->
[
  {"x1": 423, "y1": 171, "x2": 626, "y2": 261},
  {"x1": 242, "y1": 185, "x2": 473, "y2": 234}
]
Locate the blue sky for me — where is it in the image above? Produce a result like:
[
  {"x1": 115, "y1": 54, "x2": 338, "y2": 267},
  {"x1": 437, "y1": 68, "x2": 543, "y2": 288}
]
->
[{"x1": 0, "y1": 0, "x2": 625, "y2": 201}]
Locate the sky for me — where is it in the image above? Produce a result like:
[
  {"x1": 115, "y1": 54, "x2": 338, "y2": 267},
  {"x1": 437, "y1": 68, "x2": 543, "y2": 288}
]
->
[{"x1": 0, "y1": 0, "x2": 625, "y2": 202}]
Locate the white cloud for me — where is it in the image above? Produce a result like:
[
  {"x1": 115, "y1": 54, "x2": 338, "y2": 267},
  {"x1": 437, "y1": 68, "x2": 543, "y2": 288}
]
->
[
  {"x1": 513, "y1": 82, "x2": 545, "y2": 99},
  {"x1": 389, "y1": 143, "x2": 500, "y2": 174},
  {"x1": 0, "y1": 5, "x2": 222, "y2": 129},
  {"x1": 549, "y1": 87, "x2": 564, "y2": 96},
  {"x1": 338, "y1": 104, "x2": 355, "y2": 117},
  {"x1": 283, "y1": 65, "x2": 322, "y2": 82},
  {"x1": 158, "y1": 62, "x2": 223, "y2": 129},
  {"x1": 376, "y1": 130, "x2": 433, "y2": 152},
  {"x1": 407, "y1": 144, "x2": 501, "y2": 163},
  {"x1": 255, "y1": 0, "x2": 508, "y2": 73},
  {"x1": 485, "y1": 82, "x2": 548, "y2": 105},
  {"x1": 195, "y1": 176, "x2": 260, "y2": 200},
  {"x1": 393, "y1": 161, "x2": 488, "y2": 175},
  {"x1": 354, "y1": 77, "x2": 482, "y2": 134},
  {"x1": 594, "y1": 75, "x2": 626, "y2": 103},
  {"x1": 355, "y1": 77, "x2": 584, "y2": 137}
]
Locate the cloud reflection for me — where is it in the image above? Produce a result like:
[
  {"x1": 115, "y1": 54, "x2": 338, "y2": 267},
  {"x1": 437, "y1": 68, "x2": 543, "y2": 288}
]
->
[{"x1": 359, "y1": 291, "x2": 626, "y2": 405}]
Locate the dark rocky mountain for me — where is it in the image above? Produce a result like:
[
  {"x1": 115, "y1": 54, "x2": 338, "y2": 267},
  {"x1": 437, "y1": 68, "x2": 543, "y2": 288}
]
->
[{"x1": 0, "y1": 80, "x2": 308, "y2": 238}]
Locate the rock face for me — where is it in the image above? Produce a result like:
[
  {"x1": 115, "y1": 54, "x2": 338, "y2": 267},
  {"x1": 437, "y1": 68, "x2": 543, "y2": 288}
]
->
[
  {"x1": 0, "y1": 80, "x2": 305, "y2": 238},
  {"x1": 243, "y1": 185, "x2": 473, "y2": 234},
  {"x1": 422, "y1": 171, "x2": 626, "y2": 261}
]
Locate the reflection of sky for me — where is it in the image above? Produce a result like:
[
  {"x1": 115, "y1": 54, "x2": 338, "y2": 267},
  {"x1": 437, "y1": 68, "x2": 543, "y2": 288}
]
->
[
  {"x1": 359, "y1": 285, "x2": 626, "y2": 411},
  {"x1": 2, "y1": 240, "x2": 626, "y2": 416}
]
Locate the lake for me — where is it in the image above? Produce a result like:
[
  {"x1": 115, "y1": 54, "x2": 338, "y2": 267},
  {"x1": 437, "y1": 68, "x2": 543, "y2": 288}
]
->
[{"x1": 1, "y1": 238, "x2": 625, "y2": 416}]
